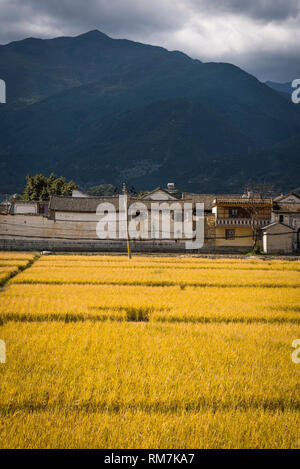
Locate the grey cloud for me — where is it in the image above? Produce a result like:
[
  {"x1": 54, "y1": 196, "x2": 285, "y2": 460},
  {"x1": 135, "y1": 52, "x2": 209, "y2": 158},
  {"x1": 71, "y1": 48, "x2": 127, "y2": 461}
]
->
[
  {"x1": 204, "y1": 48, "x2": 300, "y2": 82},
  {"x1": 0, "y1": 0, "x2": 299, "y2": 82},
  {"x1": 191, "y1": 0, "x2": 300, "y2": 22},
  {"x1": 0, "y1": 0, "x2": 184, "y2": 44},
  {"x1": 238, "y1": 50, "x2": 300, "y2": 83}
]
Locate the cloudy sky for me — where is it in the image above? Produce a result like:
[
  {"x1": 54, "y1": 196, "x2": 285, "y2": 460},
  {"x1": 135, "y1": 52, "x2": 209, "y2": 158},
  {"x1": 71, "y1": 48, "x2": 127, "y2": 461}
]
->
[{"x1": 0, "y1": 0, "x2": 300, "y2": 82}]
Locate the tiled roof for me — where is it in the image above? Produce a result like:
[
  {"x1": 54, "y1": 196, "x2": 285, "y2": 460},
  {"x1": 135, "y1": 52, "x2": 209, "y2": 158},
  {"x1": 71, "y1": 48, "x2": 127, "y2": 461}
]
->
[
  {"x1": 49, "y1": 195, "x2": 120, "y2": 212},
  {"x1": 181, "y1": 193, "x2": 241, "y2": 210},
  {"x1": 49, "y1": 195, "x2": 187, "y2": 212}
]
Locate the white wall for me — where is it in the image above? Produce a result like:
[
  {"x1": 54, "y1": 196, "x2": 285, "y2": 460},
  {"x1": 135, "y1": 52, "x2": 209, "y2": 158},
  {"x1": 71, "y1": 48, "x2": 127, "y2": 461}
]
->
[
  {"x1": 72, "y1": 190, "x2": 88, "y2": 198},
  {"x1": 263, "y1": 225, "x2": 294, "y2": 253},
  {"x1": 14, "y1": 203, "x2": 37, "y2": 215}
]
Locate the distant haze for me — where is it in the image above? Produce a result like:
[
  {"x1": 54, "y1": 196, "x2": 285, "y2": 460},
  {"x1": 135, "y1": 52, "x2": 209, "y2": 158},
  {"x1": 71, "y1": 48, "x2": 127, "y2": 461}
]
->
[{"x1": 0, "y1": 0, "x2": 300, "y2": 82}]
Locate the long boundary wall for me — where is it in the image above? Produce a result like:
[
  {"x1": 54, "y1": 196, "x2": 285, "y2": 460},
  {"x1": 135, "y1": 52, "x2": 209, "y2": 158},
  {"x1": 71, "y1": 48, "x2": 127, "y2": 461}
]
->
[
  {"x1": 0, "y1": 237, "x2": 249, "y2": 254},
  {"x1": 0, "y1": 214, "x2": 249, "y2": 253}
]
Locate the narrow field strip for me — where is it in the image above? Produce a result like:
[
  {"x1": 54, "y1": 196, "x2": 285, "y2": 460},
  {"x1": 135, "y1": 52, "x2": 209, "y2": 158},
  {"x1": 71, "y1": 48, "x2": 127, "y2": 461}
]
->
[
  {"x1": 0, "y1": 260, "x2": 32, "y2": 267},
  {"x1": 11, "y1": 258, "x2": 300, "y2": 288},
  {"x1": 0, "y1": 253, "x2": 39, "y2": 287},
  {"x1": 36, "y1": 254, "x2": 300, "y2": 264},
  {"x1": 10, "y1": 273, "x2": 300, "y2": 288},
  {"x1": 0, "y1": 266, "x2": 20, "y2": 285},
  {"x1": 1, "y1": 283, "x2": 299, "y2": 323},
  {"x1": 31, "y1": 263, "x2": 300, "y2": 272},
  {"x1": 0, "y1": 253, "x2": 36, "y2": 260}
]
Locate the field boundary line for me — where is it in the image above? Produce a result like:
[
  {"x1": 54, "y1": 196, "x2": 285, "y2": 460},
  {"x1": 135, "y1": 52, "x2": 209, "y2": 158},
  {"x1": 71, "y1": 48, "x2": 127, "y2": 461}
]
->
[
  {"x1": 0, "y1": 313, "x2": 299, "y2": 325},
  {"x1": 26, "y1": 264, "x2": 300, "y2": 272},
  {"x1": 1, "y1": 398, "x2": 299, "y2": 415},
  {"x1": 10, "y1": 280, "x2": 300, "y2": 288}
]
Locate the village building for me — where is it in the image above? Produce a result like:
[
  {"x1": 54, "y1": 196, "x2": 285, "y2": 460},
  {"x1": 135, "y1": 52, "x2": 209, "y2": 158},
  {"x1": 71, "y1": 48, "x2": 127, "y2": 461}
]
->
[
  {"x1": 212, "y1": 194, "x2": 272, "y2": 251},
  {"x1": 47, "y1": 187, "x2": 196, "y2": 250},
  {"x1": 271, "y1": 192, "x2": 300, "y2": 250},
  {"x1": 10, "y1": 200, "x2": 49, "y2": 216},
  {"x1": 0, "y1": 186, "x2": 299, "y2": 254},
  {"x1": 262, "y1": 222, "x2": 295, "y2": 254}
]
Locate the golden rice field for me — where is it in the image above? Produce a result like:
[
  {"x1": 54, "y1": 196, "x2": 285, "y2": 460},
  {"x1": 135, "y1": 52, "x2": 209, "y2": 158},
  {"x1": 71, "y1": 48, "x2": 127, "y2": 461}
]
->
[
  {"x1": 0, "y1": 252, "x2": 36, "y2": 285},
  {"x1": 0, "y1": 253, "x2": 299, "y2": 449}
]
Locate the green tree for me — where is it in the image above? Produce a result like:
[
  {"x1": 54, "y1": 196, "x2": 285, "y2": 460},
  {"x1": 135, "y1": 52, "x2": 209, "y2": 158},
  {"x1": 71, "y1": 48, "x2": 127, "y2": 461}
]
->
[
  {"x1": 22, "y1": 173, "x2": 77, "y2": 201},
  {"x1": 87, "y1": 184, "x2": 118, "y2": 196}
]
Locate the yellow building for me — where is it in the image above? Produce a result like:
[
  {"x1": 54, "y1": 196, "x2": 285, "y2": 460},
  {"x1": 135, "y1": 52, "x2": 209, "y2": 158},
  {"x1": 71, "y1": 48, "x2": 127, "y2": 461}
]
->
[{"x1": 212, "y1": 196, "x2": 272, "y2": 251}]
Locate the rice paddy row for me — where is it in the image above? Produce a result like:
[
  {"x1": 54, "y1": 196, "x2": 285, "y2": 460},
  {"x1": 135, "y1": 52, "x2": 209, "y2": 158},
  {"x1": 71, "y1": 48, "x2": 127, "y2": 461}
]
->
[
  {"x1": 9, "y1": 257, "x2": 300, "y2": 288},
  {"x1": 0, "y1": 283, "x2": 299, "y2": 324},
  {"x1": 0, "y1": 253, "x2": 38, "y2": 286}
]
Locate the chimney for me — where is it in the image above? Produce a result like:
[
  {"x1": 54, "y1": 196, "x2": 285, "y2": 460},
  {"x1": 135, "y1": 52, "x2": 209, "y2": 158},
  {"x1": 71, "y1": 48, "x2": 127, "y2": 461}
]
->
[{"x1": 167, "y1": 183, "x2": 175, "y2": 192}]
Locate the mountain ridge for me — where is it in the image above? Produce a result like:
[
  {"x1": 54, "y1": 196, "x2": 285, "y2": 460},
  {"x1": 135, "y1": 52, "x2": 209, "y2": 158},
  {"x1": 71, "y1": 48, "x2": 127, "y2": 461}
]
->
[{"x1": 0, "y1": 30, "x2": 299, "y2": 194}]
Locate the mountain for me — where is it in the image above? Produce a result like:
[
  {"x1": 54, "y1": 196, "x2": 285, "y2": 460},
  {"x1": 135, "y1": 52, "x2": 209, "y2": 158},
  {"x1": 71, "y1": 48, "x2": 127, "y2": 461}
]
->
[
  {"x1": 0, "y1": 30, "x2": 300, "y2": 194},
  {"x1": 182, "y1": 132, "x2": 300, "y2": 193},
  {"x1": 265, "y1": 81, "x2": 292, "y2": 95},
  {"x1": 265, "y1": 81, "x2": 293, "y2": 101}
]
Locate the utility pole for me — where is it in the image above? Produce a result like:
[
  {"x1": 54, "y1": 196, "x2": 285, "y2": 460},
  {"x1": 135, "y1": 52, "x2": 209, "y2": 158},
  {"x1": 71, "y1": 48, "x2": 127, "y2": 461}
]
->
[
  {"x1": 5, "y1": 194, "x2": 9, "y2": 215},
  {"x1": 123, "y1": 183, "x2": 132, "y2": 259}
]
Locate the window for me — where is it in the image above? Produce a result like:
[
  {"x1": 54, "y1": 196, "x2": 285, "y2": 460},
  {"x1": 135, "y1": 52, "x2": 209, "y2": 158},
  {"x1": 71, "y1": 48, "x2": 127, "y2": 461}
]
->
[
  {"x1": 225, "y1": 229, "x2": 235, "y2": 240},
  {"x1": 174, "y1": 211, "x2": 182, "y2": 222},
  {"x1": 279, "y1": 215, "x2": 284, "y2": 223},
  {"x1": 229, "y1": 208, "x2": 238, "y2": 218}
]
